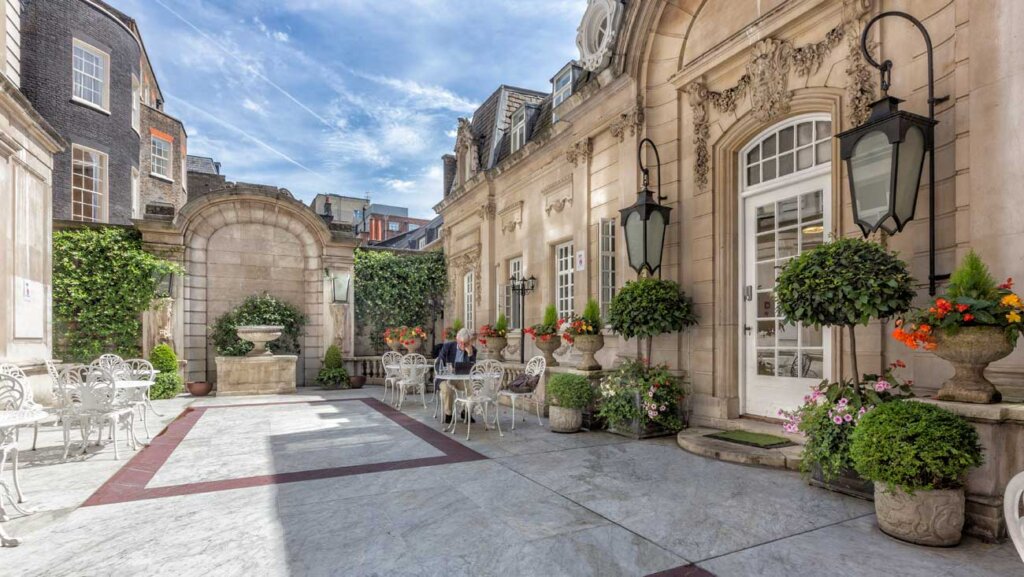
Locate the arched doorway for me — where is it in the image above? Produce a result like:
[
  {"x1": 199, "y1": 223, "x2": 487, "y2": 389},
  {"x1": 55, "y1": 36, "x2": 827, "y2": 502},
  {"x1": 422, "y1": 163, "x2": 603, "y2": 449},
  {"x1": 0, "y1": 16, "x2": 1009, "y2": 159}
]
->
[{"x1": 739, "y1": 114, "x2": 834, "y2": 418}]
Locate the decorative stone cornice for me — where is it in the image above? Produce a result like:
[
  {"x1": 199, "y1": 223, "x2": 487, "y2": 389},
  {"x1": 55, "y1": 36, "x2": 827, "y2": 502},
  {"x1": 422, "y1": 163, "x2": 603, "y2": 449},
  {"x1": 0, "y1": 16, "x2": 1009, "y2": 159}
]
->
[
  {"x1": 499, "y1": 201, "x2": 524, "y2": 234},
  {"x1": 565, "y1": 138, "x2": 593, "y2": 167},
  {"x1": 542, "y1": 174, "x2": 574, "y2": 216},
  {"x1": 609, "y1": 94, "x2": 645, "y2": 142}
]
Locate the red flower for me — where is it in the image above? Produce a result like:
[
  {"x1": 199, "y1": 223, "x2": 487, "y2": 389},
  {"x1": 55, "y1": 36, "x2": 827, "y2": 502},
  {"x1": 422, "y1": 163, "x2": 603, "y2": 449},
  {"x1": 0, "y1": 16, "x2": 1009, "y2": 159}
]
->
[
  {"x1": 956, "y1": 303, "x2": 969, "y2": 313},
  {"x1": 1000, "y1": 278, "x2": 1014, "y2": 290},
  {"x1": 963, "y1": 313, "x2": 975, "y2": 322}
]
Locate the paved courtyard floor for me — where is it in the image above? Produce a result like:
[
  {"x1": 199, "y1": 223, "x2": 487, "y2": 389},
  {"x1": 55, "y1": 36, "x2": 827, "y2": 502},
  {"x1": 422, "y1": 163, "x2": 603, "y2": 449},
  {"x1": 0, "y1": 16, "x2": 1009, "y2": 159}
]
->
[{"x1": 1, "y1": 388, "x2": 1019, "y2": 576}]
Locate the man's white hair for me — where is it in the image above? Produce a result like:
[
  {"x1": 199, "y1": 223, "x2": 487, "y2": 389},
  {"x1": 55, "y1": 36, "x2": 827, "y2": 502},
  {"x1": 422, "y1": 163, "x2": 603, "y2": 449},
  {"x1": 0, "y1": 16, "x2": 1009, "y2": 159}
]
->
[{"x1": 456, "y1": 328, "x2": 473, "y2": 342}]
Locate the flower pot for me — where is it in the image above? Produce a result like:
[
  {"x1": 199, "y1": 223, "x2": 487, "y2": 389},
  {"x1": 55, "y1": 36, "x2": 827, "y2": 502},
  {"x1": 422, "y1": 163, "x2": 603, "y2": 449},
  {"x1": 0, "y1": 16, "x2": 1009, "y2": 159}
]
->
[
  {"x1": 549, "y1": 405, "x2": 583, "y2": 433},
  {"x1": 387, "y1": 341, "x2": 402, "y2": 352},
  {"x1": 535, "y1": 336, "x2": 560, "y2": 367},
  {"x1": 186, "y1": 381, "x2": 213, "y2": 397},
  {"x1": 236, "y1": 325, "x2": 283, "y2": 357},
  {"x1": 606, "y1": 391, "x2": 675, "y2": 439},
  {"x1": 809, "y1": 464, "x2": 875, "y2": 501},
  {"x1": 932, "y1": 326, "x2": 1013, "y2": 404},
  {"x1": 572, "y1": 334, "x2": 604, "y2": 371},
  {"x1": 403, "y1": 338, "x2": 422, "y2": 354},
  {"x1": 349, "y1": 375, "x2": 366, "y2": 389},
  {"x1": 483, "y1": 336, "x2": 507, "y2": 361},
  {"x1": 874, "y1": 483, "x2": 965, "y2": 546}
]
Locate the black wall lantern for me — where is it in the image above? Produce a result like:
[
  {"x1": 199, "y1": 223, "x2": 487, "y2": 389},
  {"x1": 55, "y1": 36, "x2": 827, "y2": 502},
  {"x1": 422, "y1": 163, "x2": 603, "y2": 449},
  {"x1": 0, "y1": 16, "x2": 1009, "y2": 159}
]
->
[
  {"x1": 835, "y1": 11, "x2": 949, "y2": 295},
  {"x1": 620, "y1": 138, "x2": 671, "y2": 277},
  {"x1": 509, "y1": 273, "x2": 537, "y2": 363}
]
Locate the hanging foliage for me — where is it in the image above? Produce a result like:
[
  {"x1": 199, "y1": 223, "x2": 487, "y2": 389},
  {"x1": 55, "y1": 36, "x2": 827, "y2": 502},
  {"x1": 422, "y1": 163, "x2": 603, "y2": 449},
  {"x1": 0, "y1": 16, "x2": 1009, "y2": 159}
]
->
[
  {"x1": 53, "y1": 227, "x2": 181, "y2": 363},
  {"x1": 354, "y1": 249, "x2": 447, "y2": 346},
  {"x1": 210, "y1": 293, "x2": 307, "y2": 356}
]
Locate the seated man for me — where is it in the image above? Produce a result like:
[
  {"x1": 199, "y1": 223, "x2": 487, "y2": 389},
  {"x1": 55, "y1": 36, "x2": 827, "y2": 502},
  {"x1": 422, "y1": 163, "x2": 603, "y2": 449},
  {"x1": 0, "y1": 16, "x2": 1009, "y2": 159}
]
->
[{"x1": 437, "y1": 328, "x2": 477, "y2": 423}]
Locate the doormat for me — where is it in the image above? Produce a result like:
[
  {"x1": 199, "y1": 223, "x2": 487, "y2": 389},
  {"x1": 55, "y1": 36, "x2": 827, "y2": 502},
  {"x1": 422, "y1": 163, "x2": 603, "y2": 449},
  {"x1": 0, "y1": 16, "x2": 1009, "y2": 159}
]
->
[{"x1": 704, "y1": 430, "x2": 795, "y2": 449}]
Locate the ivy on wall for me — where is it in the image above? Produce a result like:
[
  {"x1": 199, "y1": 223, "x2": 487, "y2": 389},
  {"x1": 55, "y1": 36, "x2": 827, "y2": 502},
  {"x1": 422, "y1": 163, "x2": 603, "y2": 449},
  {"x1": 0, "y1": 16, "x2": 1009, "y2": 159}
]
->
[
  {"x1": 53, "y1": 227, "x2": 181, "y2": 363},
  {"x1": 354, "y1": 249, "x2": 447, "y2": 346}
]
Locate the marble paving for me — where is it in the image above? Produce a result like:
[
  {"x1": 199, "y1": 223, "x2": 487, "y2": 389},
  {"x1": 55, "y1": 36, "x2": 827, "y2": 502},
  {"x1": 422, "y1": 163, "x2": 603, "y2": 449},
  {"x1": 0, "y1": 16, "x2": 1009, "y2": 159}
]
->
[{"x1": 0, "y1": 388, "x2": 1019, "y2": 577}]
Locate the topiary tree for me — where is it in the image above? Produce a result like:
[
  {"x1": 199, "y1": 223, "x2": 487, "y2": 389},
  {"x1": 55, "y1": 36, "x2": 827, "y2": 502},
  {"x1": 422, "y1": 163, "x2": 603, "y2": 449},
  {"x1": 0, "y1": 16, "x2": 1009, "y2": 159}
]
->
[
  {"x1": 582, "y1": 298, "x2": 602, "y2": 328},
  {"x1": 210, "y1": 293, "x2": 307, "y2": 356},
  {"x1": 608, "y1": 278, "x2": 697, "y2": 364},
  {"x1": 775, "y1": 237, "x2": 914, "y2": 391},
  {"x1": 149, "y1": 343, "x2": 183, "y2": 399},
  {"x1": 323, "y1": 344, "x2": 344, "y2": 370},
  {"x1": 317, "y1": 344, "x2": 349, "y2": 390}
]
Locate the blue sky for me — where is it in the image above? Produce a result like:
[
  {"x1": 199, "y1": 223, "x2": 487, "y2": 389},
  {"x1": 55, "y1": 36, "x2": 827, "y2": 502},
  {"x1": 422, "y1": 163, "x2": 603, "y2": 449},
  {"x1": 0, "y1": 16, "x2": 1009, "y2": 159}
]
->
[{"x1": 117, "y1": 0, "x2": 587, "y2": 218}]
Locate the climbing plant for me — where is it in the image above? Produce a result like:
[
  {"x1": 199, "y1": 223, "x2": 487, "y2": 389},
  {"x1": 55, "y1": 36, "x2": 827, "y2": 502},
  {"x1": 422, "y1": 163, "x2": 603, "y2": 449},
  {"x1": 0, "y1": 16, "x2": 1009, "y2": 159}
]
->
[
  {"x1": 354, "y1": 249, "x2": 447, "y2": 348},
  {"x1": 53, "y1": 227, "x2": 181, "y2": 363}
]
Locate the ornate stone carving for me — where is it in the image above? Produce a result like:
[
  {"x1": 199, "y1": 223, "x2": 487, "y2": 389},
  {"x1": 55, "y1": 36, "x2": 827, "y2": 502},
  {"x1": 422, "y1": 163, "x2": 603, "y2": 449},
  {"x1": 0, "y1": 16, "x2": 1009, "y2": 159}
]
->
[
  {"x1": 577, "y1": 0, "x2": 626, "y2": 72},
  {"x1": 499, "y1": 201, "x2": 524, "y2": 234},
  {"x1": 448, "y1": 247, "x2": 482, "y2": 306},
  {"x1": 609, "y1": 95, "x2": 646, "y2": 141},
  {"x1": 683, "y1": 81, "x2": 712, "y2": 192},
  {"x1": 844, "y1": 1, "x2": 877, "y2": 126},
  {"x1": 565, "y1": 138, "x2": 593, "y2": 167},
  {"x1": 747, "y1": 38, "x2": 794, "y2": 123},
  {"x1": 875, "y1": 483, "x2": 965, "y2": 547},
  {"x1": 477, "y1": 199, "x2": 496, "y2": 221},
  {"x1": 542, "y1": 175, "x2": 574, "y2": 216}
]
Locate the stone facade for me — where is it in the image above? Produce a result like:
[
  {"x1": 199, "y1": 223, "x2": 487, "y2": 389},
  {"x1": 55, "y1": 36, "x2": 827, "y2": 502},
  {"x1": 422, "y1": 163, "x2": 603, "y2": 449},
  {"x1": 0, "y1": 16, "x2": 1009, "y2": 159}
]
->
[{"x1": 139, "y1": 104, "x2": 187, "y2": 216}]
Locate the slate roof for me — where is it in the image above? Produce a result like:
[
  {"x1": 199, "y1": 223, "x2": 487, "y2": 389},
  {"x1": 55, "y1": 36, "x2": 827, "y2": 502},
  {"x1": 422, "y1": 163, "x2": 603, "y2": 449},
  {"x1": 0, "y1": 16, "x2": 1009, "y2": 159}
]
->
[
  {"x1": 187, "y1": 155, "x2": 220, "y2": 175},
  {"x1": 467, "y1": 85, "x2": 546, "y2": 172}
]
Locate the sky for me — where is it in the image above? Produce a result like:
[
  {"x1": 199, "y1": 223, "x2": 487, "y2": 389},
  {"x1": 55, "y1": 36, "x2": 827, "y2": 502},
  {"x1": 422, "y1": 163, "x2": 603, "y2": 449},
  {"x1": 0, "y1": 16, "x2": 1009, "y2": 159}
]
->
[{"x1": 116, "y1": 0, "x2": 588, "y2": 218}]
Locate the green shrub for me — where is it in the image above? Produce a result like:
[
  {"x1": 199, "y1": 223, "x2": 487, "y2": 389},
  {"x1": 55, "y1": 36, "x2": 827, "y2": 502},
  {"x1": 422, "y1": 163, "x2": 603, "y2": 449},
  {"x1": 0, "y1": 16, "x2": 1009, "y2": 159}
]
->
[
  {"x1": 323, "y1": 344, "x2": 344, "y2": 370},
  {"x1": 945, "y1": 250, "x2": 999, "y2": 301},
  {"x1": 316, "y1": 367, "x2": 350, "y2": 390},
  {"x1": 148, "y1": 343, "x2": 182, "y2": 400},
  {"x1": 494, "y1": 313, "x2": 508, "y2": 334},
  {"x1": 542, "y1": 305, "x2": 558, "y2": 327},
  {"x1": 597, "y1": 360, "x2": 685, "y2": 432},
  {"x1": 452, "y1": 318, "x2": 464, "y2": 333},
  {"x1": 210, "y1": 293, "x2": 306, "y2": 357},
  {"x1": 608, "y1": 278, "x2": 697, "y2": 362},
  {"x1": 149, "y1": 344, "x2": 178, "y2": 373},
  {"x1": 850, "y1": 401, "x2": 983, "y2": 492},
  {"x1": 53, "y1": 227, "x2": 181, "y2": 362},
  {"x1": 582, "y1": 298, "x2": 602, "y2": 328},
  {"x1": 546, "y1": 374, "x2": 594, "y2": 409}
]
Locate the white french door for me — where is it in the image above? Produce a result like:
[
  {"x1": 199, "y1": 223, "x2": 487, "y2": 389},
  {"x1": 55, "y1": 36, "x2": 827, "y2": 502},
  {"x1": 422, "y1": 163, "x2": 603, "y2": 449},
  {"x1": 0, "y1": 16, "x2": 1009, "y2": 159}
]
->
[{"x1": 742, "y1": 174, "x2": 832, "y2": 418}]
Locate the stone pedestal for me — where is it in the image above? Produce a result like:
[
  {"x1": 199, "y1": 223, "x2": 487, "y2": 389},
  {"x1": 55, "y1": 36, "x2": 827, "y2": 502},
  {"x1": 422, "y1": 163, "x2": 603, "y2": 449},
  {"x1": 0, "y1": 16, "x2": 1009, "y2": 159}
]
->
[{"x1": 215, "y1": 355, "x2": 297, "y2": 396}]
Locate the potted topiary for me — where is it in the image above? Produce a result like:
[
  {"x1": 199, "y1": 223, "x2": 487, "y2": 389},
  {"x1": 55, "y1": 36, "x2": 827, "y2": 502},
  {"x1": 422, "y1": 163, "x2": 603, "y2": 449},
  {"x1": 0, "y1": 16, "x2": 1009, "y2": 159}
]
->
[
  {"x1": 849, "y1": 400, "x2": 984, "y2": 546},
  {"x1": 479, "y1": 314, "x2": 509, "y2": 361},
  {"x1": 317, "y1": 344, "x2": 356, "y2": 389},
  {"x1": 563, "y1": 299, "x2": 604, "y2": 371},
  {"x1": 524, "y1": 305, "x2": 562, "y2": 366},
  {"x1": 546, "y1": 373, "x2": 595, "y2": 433},
  {"x1": 608, "y1": 278, "x2": 696, "y2": 364},
  {"x1": 597, "y1": 359, "x2": 686, "y2": 439},
  {"x1": 893, "y1": 251, "x2": 1024, "y2": 403},
  {"x1": 149, "y1": 343, "x2": 184, "y2": 399}
]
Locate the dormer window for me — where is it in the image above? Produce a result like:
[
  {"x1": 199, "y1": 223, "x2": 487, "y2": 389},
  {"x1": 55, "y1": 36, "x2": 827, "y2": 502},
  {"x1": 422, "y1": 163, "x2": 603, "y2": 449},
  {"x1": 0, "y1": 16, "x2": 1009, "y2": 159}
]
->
[
  {"x1": 553, "y1": 69, "x2": 573, "y2": 109},
  {"x1": 511, "y1": 108, "x2": 527, "y2": 153}
]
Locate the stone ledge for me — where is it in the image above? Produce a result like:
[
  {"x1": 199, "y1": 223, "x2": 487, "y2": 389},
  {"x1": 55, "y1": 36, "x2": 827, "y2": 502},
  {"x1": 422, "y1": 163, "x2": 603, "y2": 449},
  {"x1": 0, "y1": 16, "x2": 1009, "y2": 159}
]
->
[
  {"x1": 916, "y1": 398, "x2": 1024, "y2": 423},
  {"x1": 677, "y1": 427, "x2": 803, "y2": 471}
]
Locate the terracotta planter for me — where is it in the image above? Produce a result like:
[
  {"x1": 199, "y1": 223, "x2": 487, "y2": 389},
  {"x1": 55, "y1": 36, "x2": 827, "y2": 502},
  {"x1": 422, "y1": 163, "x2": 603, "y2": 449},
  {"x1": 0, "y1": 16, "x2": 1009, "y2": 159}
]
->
[
  {"x1": 534, "y1": 336, "x2": 560, "y2": 367},
  {"x1": 932, "y1": 326, "x2": 1013, "y2": 404},
  {"x1": 403, "y1": 338, "x2": 423, "y2": 354},
  {"x1": 349, "y1": 375, "x2": 366, "y2": 389},
  {"x1": 572, "y1": 334, "x2": 604, "y2": 371},
  {"x1": 549, "y1": 405, "x2": 582, "y2": 433},
  {"x1": 483, "y1": 336, "x2": 507, "y2": 361},
  {"x1": 186, "y1": 381, "x2": 213, "y2": 397},
  {"x1": 874, "y1": 483, "x2": 965, "y2": 546}
]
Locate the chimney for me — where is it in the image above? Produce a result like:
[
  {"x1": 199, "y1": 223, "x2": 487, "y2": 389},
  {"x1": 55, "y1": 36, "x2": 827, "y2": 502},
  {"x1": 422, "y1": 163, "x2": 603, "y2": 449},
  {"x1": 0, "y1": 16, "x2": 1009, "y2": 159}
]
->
[{"x1": 442, "y1": 154, "x2": 457, "y2": 197}]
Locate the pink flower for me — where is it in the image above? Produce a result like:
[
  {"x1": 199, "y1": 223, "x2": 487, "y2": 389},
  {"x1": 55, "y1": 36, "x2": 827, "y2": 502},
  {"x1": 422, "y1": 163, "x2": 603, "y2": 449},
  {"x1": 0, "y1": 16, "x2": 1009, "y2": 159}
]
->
[
  {"x1": 844, "y1": 414, "x2": 853, "y2": 422},
  {"x1": 837, "y1": 398, "x2": 848, "y2": 407},
  {"x1": 832, "y1": 416, "x2": 843, "y2": 425},
  {"x1": 873, "y1": 380, "x2": 891, "y2": 392}
]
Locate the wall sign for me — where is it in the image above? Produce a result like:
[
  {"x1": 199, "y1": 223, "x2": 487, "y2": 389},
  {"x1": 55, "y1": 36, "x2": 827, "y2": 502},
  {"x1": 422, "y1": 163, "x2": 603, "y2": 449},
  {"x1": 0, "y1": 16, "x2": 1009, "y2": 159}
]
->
[{"x1": 576, "y1": 250, "x2": 586, "y2": 272}]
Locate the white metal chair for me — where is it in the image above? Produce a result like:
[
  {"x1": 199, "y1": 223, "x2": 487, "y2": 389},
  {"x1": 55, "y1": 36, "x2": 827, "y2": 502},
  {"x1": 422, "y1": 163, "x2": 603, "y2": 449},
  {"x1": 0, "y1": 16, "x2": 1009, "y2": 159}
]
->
[
  {"x1": 450, "y1": 362, "x2": 504, "y2": 440},
  {"x1": 0, "y1": 364, "x2": 56, "y2": 451},
  {"x1": 91, "y1": 354, "x2": 125, "y2": 373},
  {"x1": 1005, "y1": 470, "x2": 1024, "y2": 563},
  {"x1": 498, "y1": 355, "x2": 546, "y2": 430},
  {"x1": 0, "y1": 373, "x2": 26, "y2": 517},
  {"x1": 396, "y1": 354, "x2": 429, "y2": 410},
  {"x1": 64, "y1": 366, "x2": 136, "y2": 460},
  {"x1": 381, "y1": 351, "x2": 403, "y2": 405},
  {"x1": 120, "y1": 359, "x2": 156, "y2": 439},
  {"x1": 432, "y1": 357, "x2": 448, "y2": 420}
]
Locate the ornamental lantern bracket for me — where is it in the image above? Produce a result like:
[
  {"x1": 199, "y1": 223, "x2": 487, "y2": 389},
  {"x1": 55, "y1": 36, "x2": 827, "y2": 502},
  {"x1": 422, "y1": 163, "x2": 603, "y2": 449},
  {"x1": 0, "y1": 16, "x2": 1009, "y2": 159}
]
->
[{"x1": 620, "y1": 138, "x2": 672, "y2": 277}]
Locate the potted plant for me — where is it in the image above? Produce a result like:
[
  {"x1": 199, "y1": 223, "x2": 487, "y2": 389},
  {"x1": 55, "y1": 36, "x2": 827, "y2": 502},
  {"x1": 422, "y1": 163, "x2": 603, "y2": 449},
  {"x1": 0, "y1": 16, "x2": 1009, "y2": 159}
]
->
[
  {"x1": 850, "y1": 400, "x2": 983, "y2": 546},
  {"x1": 597, "y1": 359, "x2": 685, "y2": 439},
  {"x1": 893, "y1": 251, "x2": 1023, "y2": 403},
  {"x1": 563, "y1": 299, "x2": 604, "y2": 371},
  {"x1": 546, "y1": 373, "x2": 595, "y2": 433},
  {"x1": 149, "y1": 343, "x2": 184, "y2": 399},
  {"x1": 397, "y1": 326, "x2": 427, "y2": 353},
  {"x1": 317, "y1": 344, "x2": 355, "y2": 390},
  {"x1": 383, "y1": 327, "x2": 402, "y2": 351},
  {"x1": 186, "y1": 381, "x2": 213, "y2": 397},
  {"x1": 479, "y1": 314, "x2": 509, "y2": 361},
  {"x1": 608, "y1": 278, "x2": 696, "y2": 363},
  {"x1": 778, "y1": 361, "x2": 913, "y2": 499},
  {"x1": 524, "y1": 305, "x2": 562, "y2": 366}
]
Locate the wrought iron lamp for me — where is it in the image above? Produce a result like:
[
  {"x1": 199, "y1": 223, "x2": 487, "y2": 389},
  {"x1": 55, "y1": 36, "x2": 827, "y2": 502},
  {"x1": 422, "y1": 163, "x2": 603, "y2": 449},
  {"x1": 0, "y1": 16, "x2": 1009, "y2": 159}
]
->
[
  {"x1": 509, "y1": 273, "x2": 537, "y2": 363},
  {"x1": 835, "y1": 11, "x2": 949, "y2": 295},
  {"x1": 620, "y1": 138, "x2": 671, "y2": 277}
]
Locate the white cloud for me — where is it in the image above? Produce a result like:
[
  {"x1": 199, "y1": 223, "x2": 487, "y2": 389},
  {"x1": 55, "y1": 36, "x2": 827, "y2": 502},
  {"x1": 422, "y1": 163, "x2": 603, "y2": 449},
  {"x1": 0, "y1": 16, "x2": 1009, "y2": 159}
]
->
[
  {"x1": 241, "y1": 98, "x2": 266, "y2": 115},
  {"x1": 445, "y1": 129, "x2": 458, "y2": 138},
  {"x1": 383, "y1": 178, "x2": 416, "y2": 192},
  {"x1": 351, "y1": 71, "x2": 478, "y2": 113}
]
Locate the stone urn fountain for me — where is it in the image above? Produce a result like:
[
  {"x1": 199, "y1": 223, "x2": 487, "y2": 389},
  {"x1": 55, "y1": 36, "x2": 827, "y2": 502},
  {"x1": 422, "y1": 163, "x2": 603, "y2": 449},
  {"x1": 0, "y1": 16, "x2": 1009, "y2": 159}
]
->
[
  {"x1": 572, "y1": 334, "x2": 605, "y2": 371},
  {"x1": 237, "y1": 325, "x2": 284, "y2": 357}
]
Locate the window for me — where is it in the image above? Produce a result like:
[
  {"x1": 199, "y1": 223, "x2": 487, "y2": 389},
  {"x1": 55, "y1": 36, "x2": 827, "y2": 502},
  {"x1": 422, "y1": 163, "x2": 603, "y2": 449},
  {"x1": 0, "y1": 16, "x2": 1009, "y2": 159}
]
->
[
  {"x1": 511, "y1": 108, "x2": 526, "y2": 153},
  {"x1": 745, "y1": 119, "x2": 832, "y2": 187},
  {"x1": 555, "y1": 241, "x2": 574, "y2": 320},
  {"x1": 388, "y1": 221, "x2": 400, "y2": 232},
  {"x1": 71, "y1": 145, "x2": 107, "y2": 222},
  {"x1": 505, "y1": 257, "x2": 523, "y2": 330},
  {"x1": 463, "y1": 271, "x2": 475, "y2": 327},
  {"x1": 131, "y1": 168, "x2": 140, "y2": 219},
  {"x1": 463, "y1": 151, "x2": 472, "y2": 182},
  {"x1": 553, "y1": 68, "x2": 573, "y2": 109},
  {"x1": 72, "y1": 39, "x2": 109, "y2": 110},
  {"x1": 131, "y1": 75, "x2": 140, "y2": 133},
  {"x1": 150, "y1": 135, "x2": 172, "y2": 179},
  {"x1": 408, "y1": 224, "x2": 419, "y2": 231},
  {"x1": 599, "y1": 219, "x2": 616, "y2": 318}
]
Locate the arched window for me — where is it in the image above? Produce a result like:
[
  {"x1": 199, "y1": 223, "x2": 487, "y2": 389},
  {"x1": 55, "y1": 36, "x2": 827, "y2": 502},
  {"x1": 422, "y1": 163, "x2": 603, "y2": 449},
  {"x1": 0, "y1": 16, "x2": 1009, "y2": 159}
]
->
[{"x1": 742, "y1": 117, "x2": 832, "y2": 189}]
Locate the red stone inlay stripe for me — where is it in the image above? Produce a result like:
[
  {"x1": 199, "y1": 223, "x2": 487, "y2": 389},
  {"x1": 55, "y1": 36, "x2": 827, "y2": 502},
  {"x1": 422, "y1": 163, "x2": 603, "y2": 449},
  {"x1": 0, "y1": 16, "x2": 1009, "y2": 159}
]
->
[
  {"x1": 646, "y1": 566, "x2": 716, "y2": 577},
  {"x1": 83, "y1": 397, "x2": 487, "y2": 507}
]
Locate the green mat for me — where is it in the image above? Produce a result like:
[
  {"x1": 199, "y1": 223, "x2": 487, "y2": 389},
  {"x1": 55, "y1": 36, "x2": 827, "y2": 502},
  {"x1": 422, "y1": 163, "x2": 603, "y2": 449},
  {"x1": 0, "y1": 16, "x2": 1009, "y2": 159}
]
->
[{"x1": 704, "y1": 430, "x2": 795, "y2": 449}]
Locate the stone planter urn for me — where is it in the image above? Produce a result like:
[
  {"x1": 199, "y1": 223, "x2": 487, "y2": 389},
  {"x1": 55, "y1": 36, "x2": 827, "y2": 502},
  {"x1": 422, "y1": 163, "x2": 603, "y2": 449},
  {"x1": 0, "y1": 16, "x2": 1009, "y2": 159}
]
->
[
  {"x1": 573, "y1": 334, "x2": 604, "y2": 371},
  {"x1": 874, "y1": 483, "x2": 965, "y2": 546},
  {"x1": 549, "y1": 405, "x2": 582, "y2": 433},
  {"x1": 387, "y1": 341, "x2": 402, "y2": 352},
  {"x1": 236, "y1": 325, "x2": 284, "y2": 357},
  {"x1": 403, "y1": 338, "x2": 423, "y2": 354},
  {"x1": 534, "y1": 335, "x2": 560, "y2": 367},
  {"x1": 932, "y1": 326, "x2": 1013, "y2": 404},
  {"x1": 483, "y1": 336, "x2": 507, "y2": 361}
]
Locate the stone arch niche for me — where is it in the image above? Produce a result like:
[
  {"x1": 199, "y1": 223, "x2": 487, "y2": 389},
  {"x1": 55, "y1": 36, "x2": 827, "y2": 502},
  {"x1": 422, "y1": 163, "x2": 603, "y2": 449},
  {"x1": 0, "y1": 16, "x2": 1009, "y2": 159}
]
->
[{"x1": 138, "y1": 183, "x2": 358, "y2": 387}]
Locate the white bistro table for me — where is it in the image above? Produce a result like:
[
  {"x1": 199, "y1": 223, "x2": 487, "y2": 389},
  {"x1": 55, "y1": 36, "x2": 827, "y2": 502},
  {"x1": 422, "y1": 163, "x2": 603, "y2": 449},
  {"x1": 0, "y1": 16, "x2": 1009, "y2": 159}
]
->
[
  {"x1": 0, "y1": 409, "x2": 48, "y2": 547},
  {"x1": 435, "y1": 373, "x2": 477, "y2": 431}
]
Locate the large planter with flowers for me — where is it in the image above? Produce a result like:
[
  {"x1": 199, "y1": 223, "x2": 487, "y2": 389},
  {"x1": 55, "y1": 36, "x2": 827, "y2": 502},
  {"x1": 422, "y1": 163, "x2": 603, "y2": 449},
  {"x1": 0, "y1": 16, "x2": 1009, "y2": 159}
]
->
[
  {"x1": 893, "y1": 252, "x2": 1023, "y2": 404},
  {"x1": 479, "y1": 315, "x2": 509, "y2": 361},
  {"x1": 384, "y1": 328, "x2": 402, "y2": 352},
  {"x1": 598, "y1": 360, "x2": 684, "y2": 439},
  {"x1": 563, "y1": 299, "x2": 605, "y2": 371},
  {"x1": 395, "y1": 326, "x2": 427, "y2": 354},
  {"x1": 525, "y1": 305, "x2": 562, "y2": 367}
]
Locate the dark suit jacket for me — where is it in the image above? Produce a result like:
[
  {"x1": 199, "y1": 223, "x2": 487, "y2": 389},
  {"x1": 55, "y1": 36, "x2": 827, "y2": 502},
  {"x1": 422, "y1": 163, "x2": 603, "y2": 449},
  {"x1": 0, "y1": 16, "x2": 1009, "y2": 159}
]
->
[{"x1": 437, "y1": 341, "x2": 477, "y2": 365}]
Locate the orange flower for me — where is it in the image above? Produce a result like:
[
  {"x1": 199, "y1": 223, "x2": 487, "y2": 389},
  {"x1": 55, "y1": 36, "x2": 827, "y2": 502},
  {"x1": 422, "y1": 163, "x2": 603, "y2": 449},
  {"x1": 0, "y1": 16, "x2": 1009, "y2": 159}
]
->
[{"x1": 963, "y1": 313, "x2": 975, "y2": 322}]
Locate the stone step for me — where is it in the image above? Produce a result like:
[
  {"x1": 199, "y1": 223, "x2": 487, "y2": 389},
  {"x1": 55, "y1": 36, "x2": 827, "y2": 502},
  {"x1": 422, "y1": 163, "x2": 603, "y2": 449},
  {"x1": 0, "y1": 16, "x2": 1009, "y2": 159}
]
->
[{"x1": 677, "y1": 427, "x2": 803, "y2": 471}]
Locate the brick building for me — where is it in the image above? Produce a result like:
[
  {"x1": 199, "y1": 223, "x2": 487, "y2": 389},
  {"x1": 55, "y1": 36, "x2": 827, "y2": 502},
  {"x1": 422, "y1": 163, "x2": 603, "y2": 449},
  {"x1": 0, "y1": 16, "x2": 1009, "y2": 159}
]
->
[{"x1": 309, "y1": 194, "x2": 430, "y2": 243}]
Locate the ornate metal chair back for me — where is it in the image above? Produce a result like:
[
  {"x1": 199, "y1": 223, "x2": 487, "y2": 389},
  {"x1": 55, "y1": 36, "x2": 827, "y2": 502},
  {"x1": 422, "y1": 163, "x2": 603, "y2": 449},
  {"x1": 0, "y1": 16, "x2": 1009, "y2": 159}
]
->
[
  {"x1": 0, "y1": 373, "x2": 26, "y2": 411},
  {"x1": 124, "y1": 359, "x2": 156, "y2": 382},
  {"x1": 382, "y1": 351, "x2": 403, "y2": 378},
  {"x1": 525, "y1": 356, "x2": 546, "y2": 378},
  {"x1": 400, "y1": 354, "x2": 428, "y2": 382}
]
